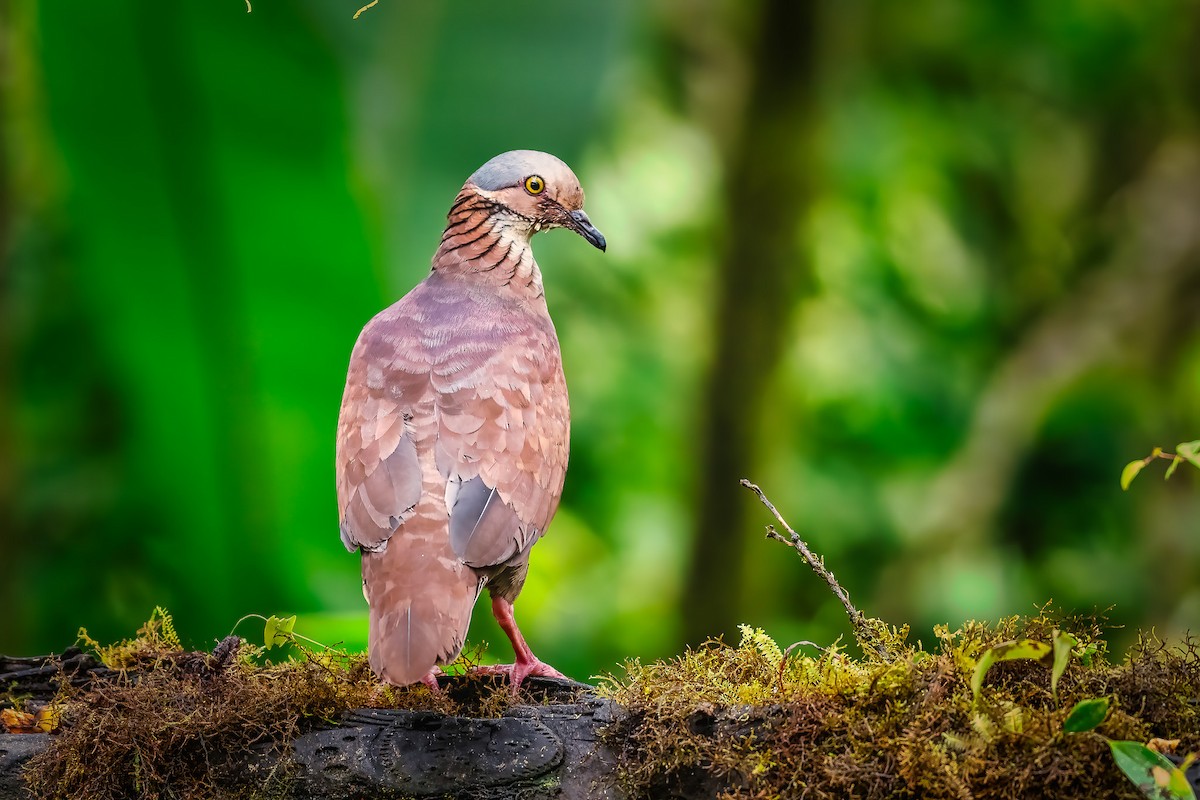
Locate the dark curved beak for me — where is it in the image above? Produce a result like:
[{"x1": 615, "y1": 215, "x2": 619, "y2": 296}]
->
[{"x1": 569, "y1": 209, "x2": 606, "y2": 252}]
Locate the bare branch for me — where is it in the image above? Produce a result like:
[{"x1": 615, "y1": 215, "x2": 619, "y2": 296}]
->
[{"x1": 741, "y1": 479, "x2": 893, "y2": 660}]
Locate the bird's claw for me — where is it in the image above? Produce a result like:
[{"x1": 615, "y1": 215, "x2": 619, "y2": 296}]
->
[{"x1": 472, "y1": 659, "x2": 566, "y2": 696}]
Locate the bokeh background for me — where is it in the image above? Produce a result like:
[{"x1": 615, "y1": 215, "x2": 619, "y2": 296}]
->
[{"x1": 3, "y1": 0, "x2": 1199, "y2": 679}]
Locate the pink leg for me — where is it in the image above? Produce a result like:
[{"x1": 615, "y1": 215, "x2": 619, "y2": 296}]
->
[{"x1": 478, "y1": 597, "x2": 565, "y2": 695}]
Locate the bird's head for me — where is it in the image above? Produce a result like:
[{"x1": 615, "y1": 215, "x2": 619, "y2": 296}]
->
[{"x1": 464, "y1": 150, "x2": 606, "y2": 252}]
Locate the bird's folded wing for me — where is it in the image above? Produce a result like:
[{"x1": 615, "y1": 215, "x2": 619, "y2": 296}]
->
[
  {"x1": 434, "y1": 341, "x2": 568, "y2": 569},
  {"x1": 336, "y1": 350, "x2": 426, "y2": 553}
]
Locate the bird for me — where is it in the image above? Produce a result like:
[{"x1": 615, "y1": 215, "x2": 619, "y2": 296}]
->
[{"x1": 335, "y1": 150, "x2": 605, "y2": 692}]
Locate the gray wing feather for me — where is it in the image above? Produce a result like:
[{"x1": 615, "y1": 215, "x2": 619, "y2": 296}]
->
[
  {"x1": 448, "y1": 474, "x2": 525, "y2": 567},
  {"x1": 340, "y1": 428, "x2": 421, "y2": 553}
]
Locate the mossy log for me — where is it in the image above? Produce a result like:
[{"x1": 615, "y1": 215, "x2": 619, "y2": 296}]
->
[
  {"x1": 0, "y1": 651, "x2": 625, "y2": 799},
  {"x1": 5, "y1": 616, "x2": 1200, "y2": 800}
]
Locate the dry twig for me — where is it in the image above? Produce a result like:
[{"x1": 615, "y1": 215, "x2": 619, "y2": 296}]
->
[{"x1": 741, "y1": 479, "x2": 893, "y2": 660}]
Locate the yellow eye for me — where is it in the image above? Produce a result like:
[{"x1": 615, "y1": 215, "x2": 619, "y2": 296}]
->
[{"x1": 524, "y1": 175, "x2": 545, "y2": 195}]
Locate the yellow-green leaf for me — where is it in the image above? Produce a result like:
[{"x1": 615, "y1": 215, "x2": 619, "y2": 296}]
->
[
  {"x1": 1166, "y1": 765, "x2": 1197, "y2": 798},
  {"x1": 1063, "y1": 697, "x2": 1109, "y2": 733},
  {"x1": 1176, "y1": 441, "x2": 1200, "y2": 471},
  {"x1": 1051, "y1": 629, "x2": 1078, "y2": 703},
  {"x1": 1122, "y1": 460, "x2": 1146, "y2": 490},
  {"x1": 264, "y1": 614, "x2": 297, "y2": 649},
  {"x1": 1166, "y1": 456, "x2": 1184, "y2": 481}
]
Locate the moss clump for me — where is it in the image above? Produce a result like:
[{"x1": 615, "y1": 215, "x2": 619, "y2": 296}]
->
[
  {"x1": 20, "y1": 610, "x2": 526, "y2": 799},
  {"x1": 600, "y1": 612, "x2": 1200, "y2": 799}
]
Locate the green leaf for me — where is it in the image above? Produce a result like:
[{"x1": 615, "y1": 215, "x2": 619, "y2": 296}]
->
[
  {"x1": 1109, "y1": 739, "x2": 1197, "y2": 800},
  {"x1": 971, "y1": 639, "x2": 1052, "y2": 704},
  {"x1": 1063, "y1": 697, "x2": 1109, "y2": 733},
  {"x1": 1122, "y1": 460, "x2": 1147, "y2": 490},
  {"x1": 1176, "y1": 441, "x2": 1200, "y2": 471},
  {"x1": 1166, "y1": 456, "x2": 1184, "y2": 481},
  {"x1": 1051, "y1": 629, "x2": 1078, "y2": 703},
  {"x1": 264, "y1": 615, "x2": 297, "y2": 649}
]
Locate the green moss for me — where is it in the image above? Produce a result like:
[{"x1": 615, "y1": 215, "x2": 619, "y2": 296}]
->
[
  {"x1": 600, "y1": 611, "x2": 1199, "y2": 800},
  {"x1": 20, "y1": 610, "x2": 524, "y2": 799}
]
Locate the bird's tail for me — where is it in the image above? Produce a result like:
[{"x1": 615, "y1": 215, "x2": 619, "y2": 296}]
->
[{"x1": 361, "y1": 538, "x2": 481, "y2": 686}]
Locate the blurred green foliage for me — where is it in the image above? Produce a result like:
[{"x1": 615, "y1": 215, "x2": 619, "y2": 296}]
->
[{"x1": 2, "y1": 0, "x2": 1198, "y2": 681}]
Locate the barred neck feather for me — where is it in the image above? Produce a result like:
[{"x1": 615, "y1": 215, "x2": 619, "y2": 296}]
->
[{"x1": 431, "y1": 190, "x2": 542, "y2": 296}]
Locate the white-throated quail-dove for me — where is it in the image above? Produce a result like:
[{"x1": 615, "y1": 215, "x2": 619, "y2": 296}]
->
[{"x1": 336, "y1": 150, "x2": 605, "y2": 692}]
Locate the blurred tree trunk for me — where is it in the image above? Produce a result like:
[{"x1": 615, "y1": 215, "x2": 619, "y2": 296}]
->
[{"x1": 675, "y1": 0, "x2": 819, "y2": 645}]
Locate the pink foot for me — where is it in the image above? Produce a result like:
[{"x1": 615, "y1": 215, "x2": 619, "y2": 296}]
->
[
  {"x1": 511, "y1": 659, "x2": 567, "y2": 693},
  {"x1": 418, "y1": 665, "x2": 443, "y2": 692},
  {"x1": 473, "y1": 659, "x2": 566, "y2": 696}
]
